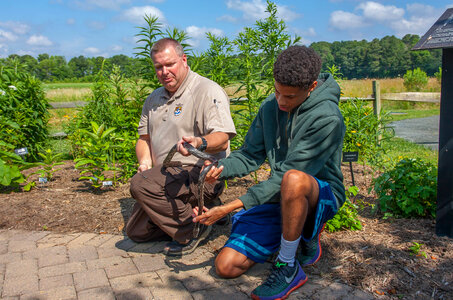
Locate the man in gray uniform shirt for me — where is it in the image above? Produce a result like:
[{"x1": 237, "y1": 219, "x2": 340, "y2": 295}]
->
[{"x1": 126, "y1": 38, "x2": 236, "y2": 256}]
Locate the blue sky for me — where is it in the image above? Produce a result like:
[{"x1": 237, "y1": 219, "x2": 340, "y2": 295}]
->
[{"x1": 1, "y1": 0, "x2": 452, "y2": 59}]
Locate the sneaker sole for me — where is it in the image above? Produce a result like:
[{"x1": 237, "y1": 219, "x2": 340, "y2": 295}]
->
[
  {"x1": 250, "y1": 276, "x2": 308, "y2": 300},
  {"x1": 302, "y1": 223, "x2": 325, "y2": 266},
  {"x1": 164, "y1": 225, "x2": 212, "y2": 256}
]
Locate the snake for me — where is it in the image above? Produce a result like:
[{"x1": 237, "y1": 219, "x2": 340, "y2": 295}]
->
[{"x1": 163, "y1": 141, "x2": 218, "y2": 238}]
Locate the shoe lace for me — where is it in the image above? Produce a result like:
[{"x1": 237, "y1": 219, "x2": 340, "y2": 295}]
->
[{"x1": 262, "y1": 262, "x2": 289, "y2": 287}]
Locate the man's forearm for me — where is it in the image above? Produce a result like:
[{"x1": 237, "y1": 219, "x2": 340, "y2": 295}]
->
[
  {"x1": 136, "y1": 136, "x2": 152, "y2": 168},
  {"x1": 202, "y1": 132, "x2": 233, "y2": 153}
]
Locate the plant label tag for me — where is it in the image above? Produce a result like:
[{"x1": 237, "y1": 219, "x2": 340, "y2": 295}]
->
[
  {"x1": 15, "y1": 147, "x2": 29, "y2": 156},
  {"x1": 343, "y1": 151, "x2": 359, "y2": 162},
  {"x1": 103, "y1": 181, "x2": 113, "y2": 186},
  {"x1": 38, "y1": 177, "x2": 48, "y2": 183}
]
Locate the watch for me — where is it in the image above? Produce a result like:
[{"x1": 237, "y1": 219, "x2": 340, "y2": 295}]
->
[{"x1": 198, "y1": 137, "x2": 207, "y2": 152}]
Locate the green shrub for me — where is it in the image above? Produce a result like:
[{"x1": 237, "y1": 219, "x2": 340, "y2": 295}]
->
[
  {"x1": 434, "y1": 67, "x2": 442, "y2": 84},
  {"x1": 0, "y1": 66, "x2": 50, "y2": 160},
  {"x1": 403, "y1": 68, "x2": 428, "y2": 92},
  {"x1": 326, "y1": 186, "x2": 362, "y2": 232},
  {"x1": 340, "y1": 98, "x2": 393, "y2": 164},
  {"x1": 372, "y1": 158, "x2": 437, "y2": 218}
]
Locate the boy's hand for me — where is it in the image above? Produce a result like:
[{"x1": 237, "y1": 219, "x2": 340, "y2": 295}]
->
[
  {"x1": 193, "y1": 205, "x2": 229, "y2": 226},
  {"x1": 203, "y1": 160, "x2": 223, "y2": 183}
]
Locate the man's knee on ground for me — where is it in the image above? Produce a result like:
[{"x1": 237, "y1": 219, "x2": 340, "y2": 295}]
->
[{"x1": 215, "y1": 250, "x2": 253, "y2": 278}]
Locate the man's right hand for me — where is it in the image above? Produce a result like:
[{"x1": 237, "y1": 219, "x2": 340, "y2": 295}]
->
[
  {"x1": 203, "y1": 160, "x2": 224, "y2": 183},
  {"x1": 137, "y1": 164, "x2": 150, "y2": 173}
]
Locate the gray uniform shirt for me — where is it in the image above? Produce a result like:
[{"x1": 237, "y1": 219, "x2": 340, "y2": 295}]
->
[{"x1": 138, "y1": 70, "x2": 236, "y2": 166}]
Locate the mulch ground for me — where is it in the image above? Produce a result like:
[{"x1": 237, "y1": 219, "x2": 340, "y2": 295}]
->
[{"x1": 1, "y1": 161, "x2": 452, "y2": 299}]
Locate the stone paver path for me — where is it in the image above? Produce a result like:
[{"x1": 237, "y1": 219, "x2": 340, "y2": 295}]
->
[{"x1": 0, "y1": 229, "x2": 376, "y2": 299}]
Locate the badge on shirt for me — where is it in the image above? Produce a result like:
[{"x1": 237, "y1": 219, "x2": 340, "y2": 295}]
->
[{"x1": 174, "y1": 103, "x2": 183, "y2": 116}]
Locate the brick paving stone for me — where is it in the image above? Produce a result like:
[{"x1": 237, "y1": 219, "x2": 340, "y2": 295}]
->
[
  {"x1": 104, "y1": 259, "x2": 138, "y2": 279},
  {"x1": 127, "y1": 242, "x2": 156, "y2": 254},
  {"x1": 68, "y1": 245, "x2": 98, "y2": 262},
  {"x1": 5, "y1": 260, "x2": 37, "y2": 280},
  {"x1": 97, "y1": 246, "x2": 128, "y2": 259},
  {"x1": 21, "y1": 286, "x2": 77, "y2": 300},
  {"x1": 166, "y1": 266, "x2": 220, "y2": 292},
  {"x1": 193, "y1": 288, "x2": 250, "y2": 300},
  {"x1": 98, "y1": 235, "x2": 125, "y2": 249},
  {"x1": 36, "y1": 234, "x2": 80, "y2": 248},
  {"x1": 39, "y1": 262, "x2": 86, "y2": 278},
  {"x1": 2, "y1": 274, "x2": 38, "y2": 297},
  {"x1": 109, "y1": 272, "x2": 160, "y2": 291},
  {"x1": 23, "y1": 231, "x2": 50, "y2": 242},
  {"x1": 66, "y1": 233, "x2": 97, "y2": 248},
  {"x1": 38, "y1": 253, "x2": 68, "y2": 268},
  {"x1": 83, "y1": 234, "x2": 115, "y2": 247},
  {"x1": 349, "y1": 289, "x2": 375, "y2": 300},
  {"x1": 8, "y1": 241, "x2": 36, "y2": 253},
  {"x1": 73, "y1": 269, "x2": 109, "y2": 291},
  {"x1": 132, "y1": 255, "x2": 167, "y2": 273},
  {"x1": 0, "y1": 242, "x2": 7, "y2": 255},
  {"x1": 39, "y1": 274, "x2": 74, "y2": 291},
  {"x1": 86, "y1": 255, "x2": 130, "y2": 270},
  {"x1": 113, "y1": 238, "x2": 137, "y2": 252},
  {"x1": 77, "y1": 286, "x2": 115, "y2": 300},
  {"x1": 114, "y1": 287, "x2": 153, "y2": 300},
  {"x1": 292, "y1": 281, "x2": 323, "y2": 299},
  {"x1": 312, "y1": 282, "x2": 354, "y2": 300},
  {"x1": 23, "y1": 245, "x2": 66, "y2": 260},
  {"x1": 0, "y1": 253, "x2": 22, "y2": 265},
  {"x1": 150, "y1": 280, "x2": 192, "y2": 300}
]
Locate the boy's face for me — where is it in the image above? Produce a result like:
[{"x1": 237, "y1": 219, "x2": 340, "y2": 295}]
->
[{"x1": 274, "y1": 81, "x2": 317, "y2": 112}]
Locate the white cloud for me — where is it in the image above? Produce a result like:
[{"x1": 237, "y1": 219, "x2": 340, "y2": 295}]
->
[
  {"x1": 122, "y1": 6, "x2": 165, "y2": 25},
  {"x1": 27, "y1": 35, "x2": 53, "y2": 46},
  {"x1": 186, "y1": 25, "x2": 223, "y2": 47},
  {"x1": 111, "y1": 45, "x2": 123, "y2": 51},
  {"x1": 0, "y1": 43, "x2": 8, "y2": 58},
  {"x1": 226, "y1": 0, "x2": 300, "y2": 22},
  {"x1": 357, "y1": 1, "x2": 404, "y2": 22},
  {"x1": 217, "y1": 15, "x2": 238, "y2": 23},
  {"x1": 391, "y1": 4, "x2": 440, "y2": 37},
  {"x1": 67, "y1": 18, "x2": 76, "y2": 25},
  {"x1": 76, "y1": 0, "x2": 130, "y2": 10},
  {"x1": 84, "y1": 47, "x2": 101, "y2": 55},
  {"x1": 87, "y1": 21, "x2": 105, "y2": 30},
  {"x1": 329, "y1": 11, "x2": 365, "y2": 30},
  {"x1": 0, "y1": 29, "x2": 18, "y2": 42},
  {"x1": 0, "y1": 21, "x2": 30, "y2": 35}
]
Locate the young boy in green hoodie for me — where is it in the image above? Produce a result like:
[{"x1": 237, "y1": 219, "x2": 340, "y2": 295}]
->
[{"x1": 193, "y1": 45, "x2": 346, "y2": 299}]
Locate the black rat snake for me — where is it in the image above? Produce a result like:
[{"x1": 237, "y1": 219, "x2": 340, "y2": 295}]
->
[{"x1": 163, "y1": 141, "x2": 218, "y2": 238}]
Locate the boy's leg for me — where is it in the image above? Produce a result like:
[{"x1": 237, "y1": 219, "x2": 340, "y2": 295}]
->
[
  {"x1": 251, "y1": 170, "x2": 319, "y2": 300},
  {"x1": 215, "y1": 203, "x2": 283, "y2": 278}
]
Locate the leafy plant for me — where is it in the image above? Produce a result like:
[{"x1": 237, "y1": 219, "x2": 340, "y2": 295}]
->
[
  {"x1": 434, "y1": 67, "x2": 442, "y2": 84},
  {"x1": 408, "y1": 242, "x2": 427, "y2": 258},
  {"x1": 403, "y1": 68, "x2": 428, "y2": 92},
  {"x1": 34, "y1": 149, "x2": 64, "y2": 181},
  {"x1": 326, "y1": 186, "x2": 362, "y2": 232},
  {"x1": 73, "y1": 122, "x2": 119, "y2": 188},
  {"x1": 340, "y1": 98, "x2": 393, "y2": 165},
  {"x1": 372, "y1": 158, "x2": 437, "y2": 218}
]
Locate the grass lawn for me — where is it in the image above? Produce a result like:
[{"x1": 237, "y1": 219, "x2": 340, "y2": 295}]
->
[{"x1": 43, "y1": 82, "x2": 93, "y2": 89}]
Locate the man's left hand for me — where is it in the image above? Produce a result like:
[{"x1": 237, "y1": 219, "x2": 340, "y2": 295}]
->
[{"x1": 193, "y1": 205, "x2": 229, "y2": 226}]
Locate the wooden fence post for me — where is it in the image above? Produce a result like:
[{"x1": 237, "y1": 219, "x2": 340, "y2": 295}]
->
[
  {"x1": 372, "y1": 80, "x2": 381, "y2": 119},
  {"x1": 372, "y1": 80, "x2": 382, "y2": 143}
]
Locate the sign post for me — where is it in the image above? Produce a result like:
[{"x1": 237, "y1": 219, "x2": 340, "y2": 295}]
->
[
  {"x1": 342, "y1": 151, "x2": 358, "y2": 186},
  {"x1": 413, "y1": 8, "x2": 453, "y2": 238}
]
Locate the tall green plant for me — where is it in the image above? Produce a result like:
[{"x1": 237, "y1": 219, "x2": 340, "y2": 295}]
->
[
  {"x1": 205, "y1": 33, "x2": 233, "y2": 87},
  {"x1": 403, "y1": 68, "x2": 428, "y2": 92}
]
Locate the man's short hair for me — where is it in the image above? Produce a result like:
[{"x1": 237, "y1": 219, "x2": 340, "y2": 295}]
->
[
  {"x1": 273, "y1": 45, "x2": 322, "y2": 90},
  {"x1": 150, "y1": 38, "x2": 184, "y2": 58}
]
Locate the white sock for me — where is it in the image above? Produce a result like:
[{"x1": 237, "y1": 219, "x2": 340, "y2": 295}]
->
[{"x1": 277, "y1": 235, "x2": 301, "y2": 267}]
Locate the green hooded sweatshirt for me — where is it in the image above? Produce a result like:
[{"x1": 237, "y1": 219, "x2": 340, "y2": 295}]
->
[{"x1": 219, "y1": 73, "x2": 345, "y2": 210}]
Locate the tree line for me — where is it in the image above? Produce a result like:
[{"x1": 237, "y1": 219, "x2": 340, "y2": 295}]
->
[{"x1": 0, "y1": 36, "x2": 441, "y2": 82}]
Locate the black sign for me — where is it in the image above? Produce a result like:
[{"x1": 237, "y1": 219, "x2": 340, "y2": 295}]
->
[
  {"x1": 413, "y1": 8, "x2": 453, "y2": 50},
  {"x1": 342, "y1": 151, "x2": 358, "y2": 162},
  {"x1": 14, "y1": 147, "x2": 28, "y2": 156}
]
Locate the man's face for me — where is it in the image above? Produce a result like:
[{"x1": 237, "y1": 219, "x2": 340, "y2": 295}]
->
[
  {"x1": 152, "y1": 46, "x2": 188, "y2": 94},
  {"x1": 274, "y1": 81, "x2": 317, "y2": 112}
]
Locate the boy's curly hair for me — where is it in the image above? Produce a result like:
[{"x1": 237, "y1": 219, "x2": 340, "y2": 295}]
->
[{"x1": 273, "y1": 46, "x2": 322, "y2": 89}]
